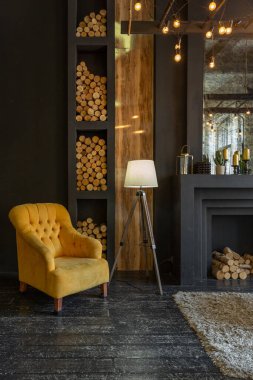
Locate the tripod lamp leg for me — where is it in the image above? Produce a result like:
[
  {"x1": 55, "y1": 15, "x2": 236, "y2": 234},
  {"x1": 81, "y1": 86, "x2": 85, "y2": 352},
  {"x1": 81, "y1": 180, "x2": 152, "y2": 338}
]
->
[
  {"x1": 140, "y1": 197, "x2": 150, "y2": 277},
  {"x1": 141, "y1": 193, "x2": 163, "y2": 296}
]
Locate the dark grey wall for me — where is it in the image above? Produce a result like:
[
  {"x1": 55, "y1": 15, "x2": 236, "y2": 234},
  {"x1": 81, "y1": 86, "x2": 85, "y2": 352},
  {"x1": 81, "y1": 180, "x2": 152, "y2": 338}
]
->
[
  {"x1": 154, "y1": 0, "x2": 187, "y2": 276},
  {"x1": 0, "y1": 1, "x2": 68, "y2": 273}
]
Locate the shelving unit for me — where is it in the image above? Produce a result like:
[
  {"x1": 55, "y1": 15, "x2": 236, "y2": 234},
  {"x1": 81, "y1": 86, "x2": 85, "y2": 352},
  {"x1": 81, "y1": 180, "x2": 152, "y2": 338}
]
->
[{"x1": 68, "y1": 0, "x2": 115, "y2": 268}]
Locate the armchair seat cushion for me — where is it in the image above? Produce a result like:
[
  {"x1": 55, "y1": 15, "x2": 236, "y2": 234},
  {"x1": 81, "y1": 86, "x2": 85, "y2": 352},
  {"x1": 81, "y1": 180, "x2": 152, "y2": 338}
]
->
[{"x1": 48, "y1": 257, "x2": 109, "y2": 298}]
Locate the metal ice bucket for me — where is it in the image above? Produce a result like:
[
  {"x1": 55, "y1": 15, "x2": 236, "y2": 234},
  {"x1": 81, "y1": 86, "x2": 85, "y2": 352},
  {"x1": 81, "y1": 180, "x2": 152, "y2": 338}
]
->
[{"x1": 176, "y1": 145, "x2": 193, "y2": 175}]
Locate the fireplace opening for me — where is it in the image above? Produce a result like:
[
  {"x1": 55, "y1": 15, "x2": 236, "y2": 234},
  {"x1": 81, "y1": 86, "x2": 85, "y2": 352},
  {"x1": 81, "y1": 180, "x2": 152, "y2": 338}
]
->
[{"x1": 208, "y1": 215, "x2": 253, "y2": 279}]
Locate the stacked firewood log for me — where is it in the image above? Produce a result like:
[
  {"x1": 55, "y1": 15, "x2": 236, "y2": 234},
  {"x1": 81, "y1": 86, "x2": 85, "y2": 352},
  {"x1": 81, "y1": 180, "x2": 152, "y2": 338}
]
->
[
  {"x1": 76, "y1": 10, "x2": 107, "y2": 38},
  {"x1": 76, "y1": 61, "x2": 107, "y2": 122},
  {"x1": 212, "y1": 247, "x2": 253, "y2": 280},
  {"x1": 76, "y1": 135, "x2": 107, "y2": 191},
  {"x1": 77, "y1": 218, "x2": 107, "y2": 257}
]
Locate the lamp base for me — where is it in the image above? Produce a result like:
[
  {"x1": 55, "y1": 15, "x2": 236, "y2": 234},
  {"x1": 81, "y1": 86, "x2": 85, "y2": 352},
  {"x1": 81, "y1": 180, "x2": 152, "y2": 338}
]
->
[{"x1": 109, "y1": 190, "x2": 163, "y2": 295}]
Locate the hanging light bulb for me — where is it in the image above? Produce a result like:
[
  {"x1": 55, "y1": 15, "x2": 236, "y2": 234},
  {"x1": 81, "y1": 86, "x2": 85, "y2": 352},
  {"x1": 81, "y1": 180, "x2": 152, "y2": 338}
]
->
[
  {"x1": 209, "y1": 113, "x2": 213, "y2": 118},
  {"x1": 246, "y1": 109, "x2": 251, "y2": 115},
  {"x1": 162, "y1": 25, "x2": 169, "y2": 34},
  {"x1": 134, "y1": 2, "x2": 142, "y2": 11},
  {"x1": 206, "y1": 30, "x2": 213, "y2": 39},
  {"x1": 209, "y1": 1, "x2": 217, "y2": 11},
  {"x1": 226, "y1": 26, "x2": 232, "y2": 35},
  {"x1": 225, "y1": 21, "x2": 233, "y2": 35},
  {"x1": 174, "y1": 40, "x2": 182, "y2": 62},
  {"x1": 174, "y1": 53, "x2": 182, "y2": 62},
  {"x1": 173, "y1": 19, "x2": 181, "y2": 28},
  {"x1": 209, "y1": 56, "x2": 215, "y2": 69},
  {"x1": 219, "y1": 25, "x2": 226, "y2": 35},
  {"x1": 211, "y1": 125, "x2": 214, "y2": 132}
]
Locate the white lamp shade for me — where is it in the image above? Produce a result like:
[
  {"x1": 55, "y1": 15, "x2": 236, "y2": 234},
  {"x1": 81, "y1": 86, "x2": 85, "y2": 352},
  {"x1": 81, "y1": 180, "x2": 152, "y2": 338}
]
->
[{"x1": 124, "y1": 160, "x2": 158, "y2": 188}]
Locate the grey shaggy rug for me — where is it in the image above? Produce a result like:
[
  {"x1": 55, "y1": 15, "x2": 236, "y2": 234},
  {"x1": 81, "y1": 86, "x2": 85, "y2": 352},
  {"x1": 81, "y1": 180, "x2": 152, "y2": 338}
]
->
[{"x1": 174, "y1": 292, "x2": 253, "y2": 379}]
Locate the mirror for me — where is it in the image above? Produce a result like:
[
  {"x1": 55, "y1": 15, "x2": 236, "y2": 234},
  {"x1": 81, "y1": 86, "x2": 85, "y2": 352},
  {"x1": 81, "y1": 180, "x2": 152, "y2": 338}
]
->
[{"x1": 203, "y1": 38, "x2": 253, "y2": 173}]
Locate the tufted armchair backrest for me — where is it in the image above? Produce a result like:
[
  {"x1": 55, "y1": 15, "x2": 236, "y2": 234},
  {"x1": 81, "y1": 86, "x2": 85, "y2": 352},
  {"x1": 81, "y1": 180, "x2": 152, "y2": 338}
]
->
[{"x1": 9, "y1": 203, "x2": 72, "y2": 258}]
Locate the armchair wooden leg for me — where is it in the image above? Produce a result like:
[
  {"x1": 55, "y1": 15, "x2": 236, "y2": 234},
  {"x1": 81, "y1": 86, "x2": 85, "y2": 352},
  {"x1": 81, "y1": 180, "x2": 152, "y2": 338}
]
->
[
  {"x1": 101, "y1": 283, "x2": 108, "y2": 298},
  {"x1": 19, "y1": 282, "x2": 27, "y2": 293},
  {"x1": 54, "y1": 298, "x2": 63, "y2": 313}
]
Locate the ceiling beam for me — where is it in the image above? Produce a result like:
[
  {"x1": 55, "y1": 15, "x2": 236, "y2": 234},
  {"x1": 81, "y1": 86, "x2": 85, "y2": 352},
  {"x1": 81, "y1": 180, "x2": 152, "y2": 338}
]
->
[
  {"x1": 204, "y1": 107, "x2": 253, "y2": 113},
  {"x1": 205, "y1": 94, "x2": 253, "y2": 100},
  {"x1": 121, "y1": 20, "x2": 253, "y2": 35}
]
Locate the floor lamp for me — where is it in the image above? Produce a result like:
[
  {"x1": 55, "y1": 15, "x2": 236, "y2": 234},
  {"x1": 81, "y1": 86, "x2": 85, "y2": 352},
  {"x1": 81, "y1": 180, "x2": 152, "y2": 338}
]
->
[{"x1": 110, "y1": 160, "x2": 163, "y2": 295}]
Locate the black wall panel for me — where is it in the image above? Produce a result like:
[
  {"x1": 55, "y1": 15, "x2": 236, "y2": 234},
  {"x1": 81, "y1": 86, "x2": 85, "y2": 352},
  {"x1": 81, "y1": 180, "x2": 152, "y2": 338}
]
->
[
  {"x1": 0, "y1": 1, "x2": 68, "y2": 273},
  {"x1": 154, "y1": 0, "x2": 187, "y2": 276}
]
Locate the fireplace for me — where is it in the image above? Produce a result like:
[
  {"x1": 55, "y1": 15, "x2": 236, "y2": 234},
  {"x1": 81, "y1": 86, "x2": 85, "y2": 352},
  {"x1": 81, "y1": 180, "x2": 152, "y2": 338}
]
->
[
  {"x1": 210, "y1": 215, "x2": 253, "y2": 277},
  {"x1": 173, "y1": 175, "x2": 253, "y2": 284}
]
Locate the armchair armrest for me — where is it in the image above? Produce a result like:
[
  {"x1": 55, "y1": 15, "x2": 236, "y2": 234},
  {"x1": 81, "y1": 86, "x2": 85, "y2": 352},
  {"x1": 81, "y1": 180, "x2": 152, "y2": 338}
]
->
[
  {"x1": 21, "y1": 231, "x2": 55, "y2": 271},
  {"x1": 60, "y1": 226, "x2": 102, "y2": 259}
]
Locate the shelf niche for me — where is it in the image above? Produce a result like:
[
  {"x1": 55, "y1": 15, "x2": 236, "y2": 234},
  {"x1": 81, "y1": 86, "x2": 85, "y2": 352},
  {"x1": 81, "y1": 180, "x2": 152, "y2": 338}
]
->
[
  {"x1": 76, "y1": 46, "x2": 107, "y2": 123},
  {"x1": 76, "y1": 130, "x2": 107, "y2": 192},
  {"x1": 77, "y1": 0, "x2": 107, "y2": 28},
  {"x1": 77, "y1": 199, "x2": 107, "y2": 258},
  {"x1": 77, "y1": 46, "x2": 107, "y2": 75},
  {"x1": 77, "y1": 199, "x2": 107, "y2": 225}
]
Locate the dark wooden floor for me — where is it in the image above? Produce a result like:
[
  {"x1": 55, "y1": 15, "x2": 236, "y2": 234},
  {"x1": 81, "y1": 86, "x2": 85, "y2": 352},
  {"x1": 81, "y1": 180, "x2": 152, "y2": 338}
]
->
[{"x1": 0, "y1": 272, "x2": 252, "y2": 379}]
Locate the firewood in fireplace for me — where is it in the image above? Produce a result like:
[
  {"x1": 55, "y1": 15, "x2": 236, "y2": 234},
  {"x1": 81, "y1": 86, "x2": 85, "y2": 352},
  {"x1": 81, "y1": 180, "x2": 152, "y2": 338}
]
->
[
  {"x1": 239, "y1": 264, "x2": 252, "y2": 269},
  {"x1": 211, "y1": 266, "x2": 224, "y2": 280},
  {"x1": 223, "y1": 247, "x2": 241, "y2": 260},
  {"x1": 239, "y1": 271, "x2": 247, "y2": 280},
  {"x1": 231, "y1": 272, "x2": 239, "y2": 280},
  {"x1": 244, "y1": 254, "x2": 253, "y2": 264},
  {"x1": 212, "y1": 251, "x2": 234, "y2": 266},
  {"x1": 211, "y1": 248, "x2": 252, "y2": 281},
  {"x1": 212, "y1": 258, "x2": 229, "y2": 273}
]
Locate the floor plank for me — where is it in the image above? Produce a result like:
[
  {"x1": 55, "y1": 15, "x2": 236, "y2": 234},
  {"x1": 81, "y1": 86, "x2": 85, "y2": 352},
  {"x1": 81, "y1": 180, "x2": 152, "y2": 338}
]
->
[{"x1": 0, "y1": 273, "x2": 251, "y2": 379}]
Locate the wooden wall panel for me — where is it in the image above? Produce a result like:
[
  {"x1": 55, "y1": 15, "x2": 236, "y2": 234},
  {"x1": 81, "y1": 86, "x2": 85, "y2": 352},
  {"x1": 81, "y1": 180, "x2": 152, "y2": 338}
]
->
[{"x1": 115, "y1": 0, "x2": 154, "y2": 270}]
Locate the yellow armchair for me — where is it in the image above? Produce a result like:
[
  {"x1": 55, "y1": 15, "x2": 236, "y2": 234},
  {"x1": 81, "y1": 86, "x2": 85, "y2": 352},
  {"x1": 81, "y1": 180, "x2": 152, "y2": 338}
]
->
[{"x1": 9, "y1": 203, "x2": 109, "y2": 312}]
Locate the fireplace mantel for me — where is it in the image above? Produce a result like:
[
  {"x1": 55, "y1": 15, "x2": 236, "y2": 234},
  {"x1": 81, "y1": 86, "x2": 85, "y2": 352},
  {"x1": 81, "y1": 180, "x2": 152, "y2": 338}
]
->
[{"x1": 173, "y1": 175, "x2": 253, "y2": 285}]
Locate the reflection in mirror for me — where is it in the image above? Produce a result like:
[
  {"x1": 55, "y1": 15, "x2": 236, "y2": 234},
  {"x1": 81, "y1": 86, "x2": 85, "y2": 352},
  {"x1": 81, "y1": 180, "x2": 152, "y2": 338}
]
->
[{"x1": 203, "y1": 38, "x2": 253, "y2": 174}]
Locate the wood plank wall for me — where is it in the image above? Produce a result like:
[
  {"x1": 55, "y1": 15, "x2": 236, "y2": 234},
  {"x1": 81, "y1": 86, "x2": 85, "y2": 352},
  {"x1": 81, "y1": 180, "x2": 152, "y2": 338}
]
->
[{"x1": 115, "y1": 0, "x2": 154, "y2": 270}]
